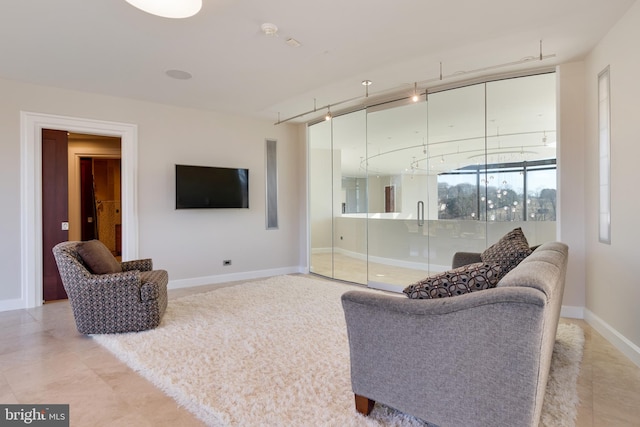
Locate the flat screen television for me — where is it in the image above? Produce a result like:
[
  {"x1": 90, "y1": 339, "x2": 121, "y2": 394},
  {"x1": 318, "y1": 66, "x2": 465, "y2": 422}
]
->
[{"x1": 175, "y1": 164, "x2": 249, "y2": 209}]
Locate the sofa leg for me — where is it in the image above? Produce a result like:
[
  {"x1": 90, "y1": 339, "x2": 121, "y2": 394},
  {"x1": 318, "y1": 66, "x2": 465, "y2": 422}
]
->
[{"x1": 354, "y1": 394, "x2": 375, "y2": 415}]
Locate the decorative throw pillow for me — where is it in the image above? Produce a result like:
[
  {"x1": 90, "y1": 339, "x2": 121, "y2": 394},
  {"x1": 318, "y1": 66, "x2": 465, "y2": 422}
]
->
[
  {"x1": 403, "y1": 262, "x2": 502, "y2": 299},
  {"x1": 76, "y1": 240, "x2": 122, "y2": 275},
  {"x1": 480, "y1": 227, "x2": 532, "y2": 279}
]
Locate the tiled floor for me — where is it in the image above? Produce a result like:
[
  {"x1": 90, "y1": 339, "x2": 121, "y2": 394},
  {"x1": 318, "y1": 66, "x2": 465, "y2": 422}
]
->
[{"x1": 1, "y1": 277, "x2": 639, "y2": 426}]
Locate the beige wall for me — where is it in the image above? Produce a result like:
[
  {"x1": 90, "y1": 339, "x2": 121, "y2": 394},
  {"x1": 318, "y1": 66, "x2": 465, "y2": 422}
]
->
[
  {"x1": 584, "y1": 0, "x2": 640, "y2": 361},
  {"x1": 0, "y1": 77, "x2": 303, "y2": 308}
]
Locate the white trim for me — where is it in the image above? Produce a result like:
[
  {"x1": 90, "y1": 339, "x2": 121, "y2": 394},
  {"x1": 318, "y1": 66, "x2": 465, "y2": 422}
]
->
[
  {"x1": 0, "y1": 298, "x2": 26, "y2": 312},
  {"x1": 19, "y1": 111, "x2": 138, "y2": 309},
  {"x1": 585, "y1": 308, "x2": 640, "y2": 369},
  {"x1": 168, "y1": 266, "x2": 303, "y2": 290}
]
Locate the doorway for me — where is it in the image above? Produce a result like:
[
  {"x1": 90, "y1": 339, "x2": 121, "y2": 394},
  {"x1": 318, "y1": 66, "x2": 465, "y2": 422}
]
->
[
  {"x1": 42, "y1": 131, "x2": 122, "y2": 302},
  {"x1": 21, "y1": 111, "x2": 139, "y2": 309}
]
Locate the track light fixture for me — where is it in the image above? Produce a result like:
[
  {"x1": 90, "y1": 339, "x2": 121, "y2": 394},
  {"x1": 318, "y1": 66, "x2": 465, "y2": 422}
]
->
[
  {"x1": 362, "y1": 80, "x2": 372, "y2": 97},
  {"x1": 325, "y1": 106, "x2": 332, "y2": 121},
  {"x1": 412, "y1": 82, "x2": 419, "y2": 102}
]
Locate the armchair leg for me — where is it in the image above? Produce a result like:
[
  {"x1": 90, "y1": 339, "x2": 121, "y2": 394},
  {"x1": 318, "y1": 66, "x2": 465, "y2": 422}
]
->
[{"x1": 354, "y1": 394, "x2": 375, "y2": 416}]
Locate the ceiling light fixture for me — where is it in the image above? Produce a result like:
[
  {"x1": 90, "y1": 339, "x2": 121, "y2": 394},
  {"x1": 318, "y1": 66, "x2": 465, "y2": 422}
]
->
[
  {"x1": 412, "y1": 82, "x2": 419, "y2": 102},
  {"x1": 165, "y1": 69, "x2": 193, "y2": 80},
  {"x1": 261, "y1": 23, "x2": 278, "y2": 36},
  {"x1": 325, "y1": 106, "x2": 332, "y2": 121},
  {"x1": 125, "y1": 0, "x2": 202, "y2": 18}
]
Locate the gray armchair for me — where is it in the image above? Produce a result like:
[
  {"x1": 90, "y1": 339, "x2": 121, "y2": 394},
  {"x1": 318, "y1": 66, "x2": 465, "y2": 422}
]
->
[{"x1": 52, "y1": 241, "x2": 168, "y2": 334}]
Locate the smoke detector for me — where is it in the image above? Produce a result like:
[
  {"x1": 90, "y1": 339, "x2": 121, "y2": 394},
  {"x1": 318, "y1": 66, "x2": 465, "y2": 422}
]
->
[{"x1": 261, "y1": 23, "x2": 278, "y2": 36}]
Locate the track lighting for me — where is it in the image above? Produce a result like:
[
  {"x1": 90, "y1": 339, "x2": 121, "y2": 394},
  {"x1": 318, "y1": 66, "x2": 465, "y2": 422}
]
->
[
  {"x1": 362, "y1": 80, "x2": 372, "y2": 97},
  {"x1": 412, "y1": 82, "x2": 419, "y2": 102},
  {"x1": 325, "y1": 106, "x2": 332, "y2": 121}
]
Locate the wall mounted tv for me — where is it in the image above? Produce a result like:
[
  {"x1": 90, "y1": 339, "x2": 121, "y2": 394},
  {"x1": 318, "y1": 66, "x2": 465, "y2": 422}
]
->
[{"x1": 175, "y1": 164, "x2": 249, "y2": 209}]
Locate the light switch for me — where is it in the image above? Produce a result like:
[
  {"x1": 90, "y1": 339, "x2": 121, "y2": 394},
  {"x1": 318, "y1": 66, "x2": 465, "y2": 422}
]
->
[{"x1": 61, "y1": 222, "x2": 69, "y2": 231}]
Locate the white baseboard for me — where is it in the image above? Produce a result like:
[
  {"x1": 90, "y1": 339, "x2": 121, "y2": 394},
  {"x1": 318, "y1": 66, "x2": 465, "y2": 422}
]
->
[
  {"x1": 0, "y1": 297, "x2": 27, "y2": 312},
  {"x1": 584, "y1": 309, "x2": 640, "y2": 369},
  {"x1": 168, "y1": 266, "x2": 305, "y2": 290},
  {"x1": 560, "y1": 305, "x2": 584, "y2": 319}
]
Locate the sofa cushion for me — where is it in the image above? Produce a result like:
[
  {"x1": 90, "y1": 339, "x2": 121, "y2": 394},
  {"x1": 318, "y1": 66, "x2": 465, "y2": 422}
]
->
[
  {"x1": 76, "y1": 240, "x2": 122, "y2": 275},
  {"x1": 403, "y1": 262, "x2": 502, "y2": 299},
  {"x1": 481, "y1": 227, "x2": 532, "y2": 279}
]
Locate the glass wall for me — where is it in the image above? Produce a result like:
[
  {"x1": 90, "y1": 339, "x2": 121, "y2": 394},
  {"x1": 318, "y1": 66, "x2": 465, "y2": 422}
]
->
[{"x1": 308, "y1": 72, "x2": 556, "y2": 290}]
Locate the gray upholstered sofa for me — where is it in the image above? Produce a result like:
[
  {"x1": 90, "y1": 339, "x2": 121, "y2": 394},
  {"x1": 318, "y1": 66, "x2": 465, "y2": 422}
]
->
[
  {"x1": 341, "y1": 241, "x2": 568, "y2": 427},
  {"x1": 53, "y1": 241, "x2": 168, "y2": 334}
]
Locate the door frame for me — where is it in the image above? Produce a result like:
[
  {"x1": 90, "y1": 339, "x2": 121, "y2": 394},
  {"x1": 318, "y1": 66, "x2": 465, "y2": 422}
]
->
[{"x1": 20, "y1": 111, "x2": 138, "y2": 308}]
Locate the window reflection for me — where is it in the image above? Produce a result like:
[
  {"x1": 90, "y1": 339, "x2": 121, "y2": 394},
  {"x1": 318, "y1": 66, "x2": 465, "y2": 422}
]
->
[{"x1": 437, "y1": 160, "x2": 556, "y2": 221}]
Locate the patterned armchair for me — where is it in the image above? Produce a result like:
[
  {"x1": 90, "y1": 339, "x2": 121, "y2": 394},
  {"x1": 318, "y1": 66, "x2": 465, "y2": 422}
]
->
[{"x1": 52, "y1": 241, "x2": 168, "y2": 334}]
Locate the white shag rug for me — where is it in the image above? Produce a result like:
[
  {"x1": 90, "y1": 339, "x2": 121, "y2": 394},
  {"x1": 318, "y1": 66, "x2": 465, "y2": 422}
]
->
[{"x1": 93, "y1": 275, "x2": 584, "y2": 427}]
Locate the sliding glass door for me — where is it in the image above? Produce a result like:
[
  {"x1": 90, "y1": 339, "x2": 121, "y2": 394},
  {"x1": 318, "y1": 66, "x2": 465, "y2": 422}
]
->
[
  {"x1": 309, "y1": 110, "x2": 367, "y2": 284},
  {"x1": 365, "y1": 100, "x2": 431, "y2": 290},
  {"x1": 365, "y1": 83, "x2": 487, "y2": 291}
]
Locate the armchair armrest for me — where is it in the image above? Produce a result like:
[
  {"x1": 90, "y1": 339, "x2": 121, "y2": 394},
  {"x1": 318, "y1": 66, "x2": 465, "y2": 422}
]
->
[
  {"x1": 451, "y1": 251, "x2": 482, "y2": 268},
  {"x1": 121, "y1": 258, "x2": 153, "y2": 272}
]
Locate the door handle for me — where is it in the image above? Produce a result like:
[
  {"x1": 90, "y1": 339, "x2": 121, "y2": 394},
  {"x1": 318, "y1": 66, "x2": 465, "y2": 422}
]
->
[{"x1": 417, "y1": 201, "x2": 424, "y2": 226}]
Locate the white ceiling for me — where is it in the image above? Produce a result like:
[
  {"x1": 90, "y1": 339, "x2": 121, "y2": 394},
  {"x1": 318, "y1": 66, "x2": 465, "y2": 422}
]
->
[{"x1": 0, "y1": 0, "x2": 634, "y2": 123}]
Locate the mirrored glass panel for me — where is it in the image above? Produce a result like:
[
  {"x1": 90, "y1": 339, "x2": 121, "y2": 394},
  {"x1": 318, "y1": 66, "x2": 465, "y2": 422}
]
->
[{"x1": 308, "y1": 120, "x2": 333, "y2": 278}]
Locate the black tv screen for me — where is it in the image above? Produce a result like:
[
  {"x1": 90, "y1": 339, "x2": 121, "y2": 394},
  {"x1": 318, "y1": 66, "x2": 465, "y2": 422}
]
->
[{"x1": 175, "y1": 164, "x2": 249, "y2": 209}]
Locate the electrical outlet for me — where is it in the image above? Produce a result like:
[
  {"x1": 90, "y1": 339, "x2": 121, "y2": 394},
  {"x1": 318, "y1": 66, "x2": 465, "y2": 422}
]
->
[{"x1": 223, "y1": 260, "x2": 232, "y2": 266}]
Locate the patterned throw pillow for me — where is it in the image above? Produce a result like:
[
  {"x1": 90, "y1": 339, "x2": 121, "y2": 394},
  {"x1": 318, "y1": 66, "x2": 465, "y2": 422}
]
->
[
  {"x1": 76, "y1": 240, "x2": 122, "y2": 275},
  {"x1": 403, "y1": 262, "x2": 502, "y2": 299},
  {"x1": 481, "y1": 227, "x2": 532, "y2": 279}
]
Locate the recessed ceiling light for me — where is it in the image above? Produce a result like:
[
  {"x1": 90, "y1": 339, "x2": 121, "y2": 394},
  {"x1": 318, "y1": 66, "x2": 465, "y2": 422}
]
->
[
  {"x1": 165, "y1": 69, "x2": 193, "y2": 80},
  {"x1": 125, "y1": 0, "x2": 202, "y2": 19},
  {"x1": 261, "y1": 23, "x2": 278, "y2": 36}
]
